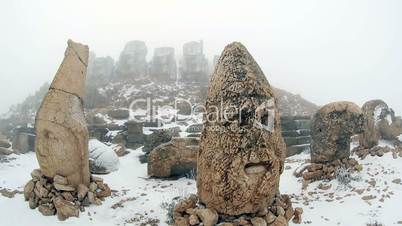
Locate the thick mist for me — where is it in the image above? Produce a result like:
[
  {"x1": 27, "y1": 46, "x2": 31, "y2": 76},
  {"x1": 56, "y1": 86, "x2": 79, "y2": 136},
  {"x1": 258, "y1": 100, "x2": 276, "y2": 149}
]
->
[{"x1": 1, "y1": 0, "x2": 401, "y2": 114}]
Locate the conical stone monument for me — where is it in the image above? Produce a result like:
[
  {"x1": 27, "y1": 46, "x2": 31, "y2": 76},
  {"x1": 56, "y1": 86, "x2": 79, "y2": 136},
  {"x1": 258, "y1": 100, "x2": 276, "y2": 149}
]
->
[
  {"x1": 170, "y1": 42, "x2": 301, "y2": 226},
  {"x1": 24, "y1": 40, "x2": 112, "y2": 220},
  {"x1": 197, "y1": 42, "x2": 286, "y2": 215},
  {"x1": 35, "y1": 39, "x2": 90, "y2": 187}
]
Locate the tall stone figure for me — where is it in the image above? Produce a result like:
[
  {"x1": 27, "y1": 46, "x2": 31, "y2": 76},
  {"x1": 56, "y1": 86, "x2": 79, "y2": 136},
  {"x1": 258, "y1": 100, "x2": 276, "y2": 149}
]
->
[
  {"x1": 35, "y1": 40, "x2": 90, "y2": 187},
  {"x1": 197, "y1": 42, "x2": 286, "y2": 216}
]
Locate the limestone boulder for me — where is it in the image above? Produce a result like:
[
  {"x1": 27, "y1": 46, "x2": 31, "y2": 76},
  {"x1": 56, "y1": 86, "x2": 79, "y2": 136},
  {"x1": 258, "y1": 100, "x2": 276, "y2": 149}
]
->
[
  {"x1": 197, "y1": 42, "x2": 286, "y2": 215},
  {"x1": 310, "y1": 101, "x2": 364, "y2": 163},
  {"x1": 0, "y1": 139, "x2": 11, "y2": 148},
  {"x1": 35, "y1": 40, "x2": 90, "y2": 187},
  {"x1": 148, "y1": 137, "x2": 198, "y2": 178}
]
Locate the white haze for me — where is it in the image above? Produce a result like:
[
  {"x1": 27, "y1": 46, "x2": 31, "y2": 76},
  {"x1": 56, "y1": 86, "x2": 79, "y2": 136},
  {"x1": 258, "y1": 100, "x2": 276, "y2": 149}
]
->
[{"x1": 0, "y1": 0, "x2": 401, "y2": 115}]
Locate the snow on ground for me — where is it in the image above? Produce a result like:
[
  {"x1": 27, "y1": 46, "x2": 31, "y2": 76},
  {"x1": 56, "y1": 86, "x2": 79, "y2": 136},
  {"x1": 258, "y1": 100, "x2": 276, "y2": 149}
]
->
[{"x1": 1, "y1": 141, "x2": 402, "y2": 226}]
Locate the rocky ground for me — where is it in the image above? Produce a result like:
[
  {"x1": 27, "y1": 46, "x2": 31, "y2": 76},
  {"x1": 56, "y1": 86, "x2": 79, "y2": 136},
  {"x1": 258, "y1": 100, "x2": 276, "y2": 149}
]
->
[{"x1": 0, "y1": 138, "x2": 401, "y2": 226}]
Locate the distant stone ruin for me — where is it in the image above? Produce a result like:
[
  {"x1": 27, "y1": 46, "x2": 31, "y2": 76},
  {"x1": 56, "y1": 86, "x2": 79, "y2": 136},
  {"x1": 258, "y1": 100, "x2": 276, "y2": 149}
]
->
[
  {"x1": 173, "y1": 42, "x2": 302, "y2": 226},
  {"x1": 281, "y1": 116, "x2": 312, "y2": 157},
  {"x1": 179, "y1": 41, "x2": 209, "y2": 84},
  {"x1": 359, "y1": 99, "x2": 402, "y2": 149},
  {"x1": 115, "y1": 40, "x2": 148, "y2": 80},
  {"x1": 25, "y1": 40, "x2": 111, "y2": 220},
  {"x1": 354, "y1": 99, "x2": 402, "y2": 159},
  {"x1": 149, "y1": 47, "x2": 177, "y2": 82}
]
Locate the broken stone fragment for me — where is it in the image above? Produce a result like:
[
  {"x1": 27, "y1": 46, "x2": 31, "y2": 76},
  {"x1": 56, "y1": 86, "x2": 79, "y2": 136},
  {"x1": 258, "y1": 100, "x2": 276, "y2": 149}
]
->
[
  {"x1": 54, "y1": 183, "x2": 75, "y2": 192},
  {"x1": 251, "y1": 217, "x2": 267, "y2": 226},
  {"x1": 53, "y1": 196, "x2": 79, "y2": 221},
  {"x1": 53, "y1": 175, "x2": 68, "y2": 185},
  {"x1": 38, "y1": 204, "x2": 55, "y2": 216},
  {"x1": 194, "y1": 208, "x2": 218, "y2": 226},
  {"x1": 270, "y1": 215, "x2": 288, "y2": 226},
  {"x1": 24, "y1": 180, "x2": 35, "y2": 201},
  {"x1": 77, "y1": 184, "x2": 89, "y2": 200},
  {"x1": 31, "y1": 169, "x2": 43, "y2": 181},
  {"x1": 35, "y1": 39, "x2": 90, "y2": 188},
  {"x1": 292, "y1": 207, "x2": 303, "y2": 224}
]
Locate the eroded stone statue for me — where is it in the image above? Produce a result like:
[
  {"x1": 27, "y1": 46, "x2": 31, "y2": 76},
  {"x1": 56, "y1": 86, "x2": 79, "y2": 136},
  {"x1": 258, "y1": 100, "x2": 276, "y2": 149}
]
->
[
  {"x1": 310, "y1": 101, "x2": 364, "y2": 163},
  {"x1": 197, "y1": 42, "x2": 286, "y2": 215},
  {"x1": 35, "y1": 39, "x2": 90, "y2": 187}
]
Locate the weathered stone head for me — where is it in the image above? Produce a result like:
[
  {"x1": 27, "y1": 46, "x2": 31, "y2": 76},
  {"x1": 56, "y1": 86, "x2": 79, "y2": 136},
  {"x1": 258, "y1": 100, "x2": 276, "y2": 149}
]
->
[
  {"x1": 197, "y1": 42, "x2": 286, "y2": 215},
  {"x1": 359, "y1": 99, "x2": 402, "y2": 146},
  {"x1": 35, "y1": 40, "x2": 90, "y2": 187},
  {"x1": 310, "y1": 101, "x2": 364, "y2": 163}
]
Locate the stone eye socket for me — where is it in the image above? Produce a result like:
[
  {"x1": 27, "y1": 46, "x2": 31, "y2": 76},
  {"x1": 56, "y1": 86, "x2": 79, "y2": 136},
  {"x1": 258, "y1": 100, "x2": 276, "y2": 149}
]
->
[{"x1": 254, "y1": 98, "x2": 276, "y2": 132}]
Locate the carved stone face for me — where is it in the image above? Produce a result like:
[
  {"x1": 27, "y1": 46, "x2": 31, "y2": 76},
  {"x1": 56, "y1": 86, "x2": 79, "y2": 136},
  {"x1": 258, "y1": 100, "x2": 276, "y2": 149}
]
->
[{"x1": 197, "y1": 42, "x2": 286, "y2": 216}]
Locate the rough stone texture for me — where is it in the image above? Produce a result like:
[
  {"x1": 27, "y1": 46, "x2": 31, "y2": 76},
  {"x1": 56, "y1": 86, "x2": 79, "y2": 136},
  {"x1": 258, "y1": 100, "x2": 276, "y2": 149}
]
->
[
  {"x1": 115, "y1": 40, "x2": 148, "y2": 80},
  {"x1": 359, "y1": 100, "x2": 402, "y2": 148},
  {"x1": 149, "y1": 47, "x2": 177, "y2": 82},
  {"x1": 295, "y1": 157, "x2": 361, "y2": 182},
  {"x1": 197, "y1": 42, "x2": 286, "y2": 215},
  {"x1": 35, "y1": 40, "x2": 90, "y2": 188},
  {"x1": 148, "y1": 137, "x2": 198, "y2": 178},
  {"x1": 359, "y1": 100, "x2": 388, "y2": 148},
  {"x1": 24, "y1": 169, "x2": 110, "y2": 221},
  {"x1": 310, "y1": 101, "x2": 364, "y2": 163},
  {"x1": 173, "y1": 194, "x2": 299, "y2": 226},
  {"x1": 179, "y1": 41, "x2": 209, "y2": 83}
]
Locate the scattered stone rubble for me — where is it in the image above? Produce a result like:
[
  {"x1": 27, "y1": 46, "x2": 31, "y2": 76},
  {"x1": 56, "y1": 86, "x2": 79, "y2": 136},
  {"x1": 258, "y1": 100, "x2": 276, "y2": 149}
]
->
[
  {"x1": 24, "y1": 169, "x2": 111, "y2": 221},
  {"x1": 173, "y1": 194, "x2": 303, "y2": 226},
  {"x1": 294, "y1": 157, "x2": 362, "y2": 182},
  {"x1": 353, "y1": 140, "x2": 402, "y2": 160}
]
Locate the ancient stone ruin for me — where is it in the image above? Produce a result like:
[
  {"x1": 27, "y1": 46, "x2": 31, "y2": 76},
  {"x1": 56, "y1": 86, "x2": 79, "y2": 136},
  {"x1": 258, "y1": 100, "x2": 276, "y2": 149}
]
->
[
  {"x1": 148, "y1": 137, "x2": 198, "y2": 178},
  {"x1": 354, "y1": 99, "x2": 402, "y2": 159},
  {"x1": 179, "y1": 41, "x2": 209, "y2": 84},
  {"x1": 173, "y1": 42, "x2": 302, "y2": 226},
  {"x1": 281, "y1": 116, "x2": 312, "y2": 157},
  {"x1": 296, "y1": 102, "x2": 364, "y2": 182},
  {"x1": 24, "y1": 40, "x2": 111, "y2": 220},
  {"x1": 149, "y1": 47, "x2": 177, "y2": 82},
  {"x1": 115, "y1": 40, "x2": 148, "y2": 80}
]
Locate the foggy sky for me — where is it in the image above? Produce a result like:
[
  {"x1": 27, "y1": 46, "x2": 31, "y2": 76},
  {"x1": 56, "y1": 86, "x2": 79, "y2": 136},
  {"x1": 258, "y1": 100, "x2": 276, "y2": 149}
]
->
[{"x1": 1, "y1": 0, "x2": 401, "y2": 115}]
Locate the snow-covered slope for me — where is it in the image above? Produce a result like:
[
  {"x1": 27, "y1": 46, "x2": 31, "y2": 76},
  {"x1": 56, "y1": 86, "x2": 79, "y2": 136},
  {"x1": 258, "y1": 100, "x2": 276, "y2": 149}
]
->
[{"x1": 1, "y1": 140, "x2": 402, "y2": 226}]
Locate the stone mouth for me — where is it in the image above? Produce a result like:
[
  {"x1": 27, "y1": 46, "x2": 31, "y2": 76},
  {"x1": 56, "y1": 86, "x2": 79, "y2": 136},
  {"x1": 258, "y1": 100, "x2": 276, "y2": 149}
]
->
[{"x1": 244, "y1": 162, "x2": 270, "y2": 175}]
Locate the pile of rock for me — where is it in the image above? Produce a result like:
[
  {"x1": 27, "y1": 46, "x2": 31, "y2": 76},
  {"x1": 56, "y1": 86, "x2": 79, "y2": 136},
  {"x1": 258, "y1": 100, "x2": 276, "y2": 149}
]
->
[
  {"x1": 24, "y1": 169, "x2": 111, "y2": 221},
  {"x1": 353, "y1": 142, "x2": 402, "y2": 159},
  {"x1": 295, "y1": 157, "x2": 362, "y2": 182},
  {"x1": 173, "y1": 194, "x2": 303, "y2": 226}
]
